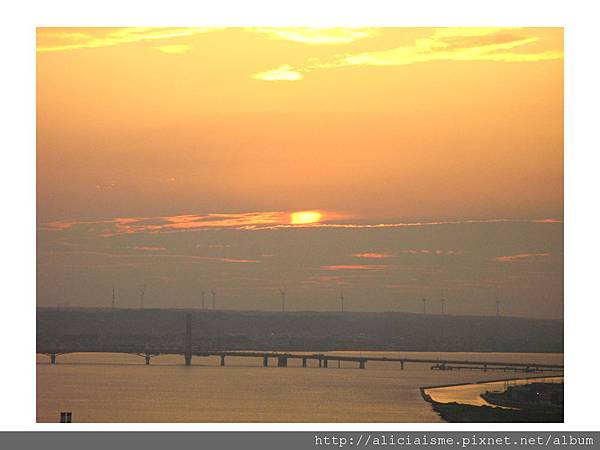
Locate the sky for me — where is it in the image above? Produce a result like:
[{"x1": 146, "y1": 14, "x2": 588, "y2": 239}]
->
[{"x1": 36, "y1": 27, "x2": 563, "y2": 318}]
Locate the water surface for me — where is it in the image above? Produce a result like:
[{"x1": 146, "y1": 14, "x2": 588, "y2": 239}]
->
[{"x1": 37, "y1": 351, "x2": 563, "y2": 422}]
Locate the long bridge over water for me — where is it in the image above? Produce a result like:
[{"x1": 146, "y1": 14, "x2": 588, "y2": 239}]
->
[{"x1": 37, "y1": 314, "x2": 564, "y2": 373}]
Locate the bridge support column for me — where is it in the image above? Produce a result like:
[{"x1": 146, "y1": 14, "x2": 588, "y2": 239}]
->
[
  {"x1": 323, "y1": 358, "x2": 328, "y2": 368},
  {"x1": 50, "y1": 353, "x2": 56, "y2": 365},
  {"x1": 220, "y1": 355, "x2": 225, "y2": 366},
  {"x1": 318, "y1": 358, "x2": 322, "y2": 368},
  {"x1": 277, "y1": 356, "x2": 288, "y2": 367},
  {"x1": 302, "y1": 357, "x2": 307, "y2": 368},
  {"x1": 338, "y1": 360, "x2": 341, "y2": 368},
  {"x1": 400, "y1": 361, "x2": 404, "y2": 370},
  {"x1": 359, "y1": 360, "x2": 366, "y2": 369},
  {"x1": 263, "y1": 355, "x2": 268, "y2": 367},
  {"x1": 145, "y1": 354, "x2": 151, "y2": 365}
]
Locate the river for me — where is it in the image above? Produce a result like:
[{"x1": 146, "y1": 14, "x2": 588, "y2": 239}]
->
[{"x1": 36, "y1": 351, "x2": 563, "y2": 422}]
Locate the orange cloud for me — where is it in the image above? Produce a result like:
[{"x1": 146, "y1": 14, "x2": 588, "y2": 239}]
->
[
  {"x1": 352, "y1": 252, "x2": 394, "y2": 259},
  {"x1": 494, "y1": 253, "x2": 551, "y2": 263},
  {"x1": 47, "y1": 250, "x2": 258, "y2": 264},
  {"x1": 42, "y1": 213, "x2": 562, "y2": 236},
  {"x1": 320, "y1": 265, "x2": 390, "y2": 271}
]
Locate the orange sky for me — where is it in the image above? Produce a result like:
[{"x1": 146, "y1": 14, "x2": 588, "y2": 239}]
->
[
  {"x1": 37, "y1": 27, "x2": 563, "y2": 222},
  {"x1": 36, "y1": 28, "x2": 563, "y2": 317}
]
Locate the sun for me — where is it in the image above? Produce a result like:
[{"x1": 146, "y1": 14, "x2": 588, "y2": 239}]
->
[{"x1": 290, "y1": 211, "x2": 322, "y2": 225}]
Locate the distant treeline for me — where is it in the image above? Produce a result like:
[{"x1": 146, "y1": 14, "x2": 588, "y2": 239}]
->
[{"x1": 36, "y1": 308, "x2": 563, "y2": 353}]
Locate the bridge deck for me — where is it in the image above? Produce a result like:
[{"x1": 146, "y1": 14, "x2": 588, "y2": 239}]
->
[{"x1": 36, "y1": 348, "x2": 564, "y2": 370}]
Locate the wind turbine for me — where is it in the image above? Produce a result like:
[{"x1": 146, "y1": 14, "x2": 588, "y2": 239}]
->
[
  {"x1": 201, "y1": 290, "x2": 206, "y2": 310},
  {"x1": 422, "y1": 297, "x2": 427, "y2": 314},
  {"x1": 494, "y1": 286, "x2": 500, "y2": 317},
  {"x1": 139, "y1": 285, "x2": 146, "y2": 310},
  {"x1": 279, "y1": 288, "x2": 286, "y2": 312},
  {"x1": 340, "y1": 288, "x2": 345, "y2": 312},
  {"x1": 111, "y1": 286, "x2": 116, "y2": 309},
  {"x1": 440, "y1": 290, "x2": 446, "y2": 315},
  {"x1": 211, "y1": 290, "x2": 216, "y2": 310}
]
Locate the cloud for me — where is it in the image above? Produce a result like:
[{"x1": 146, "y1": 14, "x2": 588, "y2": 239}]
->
[
  {"x1": 132, "y1": 246, "x2": 167, "y2": 251},
  {"x1": 494, "y1": 253, "x2": 551, "y2": 263},
  {"x1": 321, "y1": 265, "x2": 390, "y2": 271},
  {"x1": 42, "y1": 213, "x2": 562, "y2": 236},
  {"x1": 155, "y1": 44, "x2": 191, "y2": 54},
  {"x1": 253, "y1": 27, "x2": 563, "y2": 81},
  {"x1": 352, "y1": 252, "x2": 394, "y2": 259},
  {"x1": 47, "y1": 250, "x2": 258, "y2": 264},
  {"x1": 249, "y1": 27, "x2": 377, "y2": 45},
  {"x1": 399, "y1": 249, "x2": 459, "y2": 255},
  {"x1": 37, "y1": 27, "x2": 217, "y2": 52},
  {"x1": 251, "y1": 65, "x2": 303, "y2": 81}
]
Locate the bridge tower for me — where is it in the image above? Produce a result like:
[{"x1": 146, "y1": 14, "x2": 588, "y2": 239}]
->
[{"x1": 184, "y1": 313, "x2": 192, "y2": 366}]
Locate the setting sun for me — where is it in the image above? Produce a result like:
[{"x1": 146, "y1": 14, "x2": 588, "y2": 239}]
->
[{"x1": 290, "y1": 211, "x2": 322, "y2": 225}]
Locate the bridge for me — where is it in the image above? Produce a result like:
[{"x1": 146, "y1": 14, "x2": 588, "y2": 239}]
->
[
  {"x1": 36, "y1": 348, "x2": 565, "y2": 372},
  {"x1": 37, "y1": 314, "x2": 564, "y2": 372}
]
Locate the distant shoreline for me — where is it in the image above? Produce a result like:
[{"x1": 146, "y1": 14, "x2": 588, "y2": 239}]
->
[
  {"x1": 421, "y1": 373, "x2": 565, "y2": 392},
  {"x1": 420, "y1": 375, "x2": 564, "y2": 423}
]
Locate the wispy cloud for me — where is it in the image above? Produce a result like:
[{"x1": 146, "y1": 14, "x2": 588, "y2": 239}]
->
[
  {"x1": 494, "y1": 253, "x2": 551, "y2": 263},
  {"x1": 321, "y1": 265, "x2": 390, "y2": 271},
  {"x1": 132, "y1": 246, "x2": 166, "y2": 251},
  {"x1": 400, "y1": 249, "x2": 460, "y2": 255},
  {"x1": 46, "y1": 250, "x2": 258, "y2": 264},
  {"x1": 251, "y1": 65, "x2": 303, "y2": 81},
  {"x1": 42, "y1": 213, "x2": 562, "y2": 236},
  {"x1": 252, "y1": 27, "x2": 563, "y2": 81},
  {"x1": 249, "y1": 27, "x2": 377, "y2": 45},
  {"x1": 352, "y1": 252, "x2": 394, "y2": 259},
  {"x1": 37, "y1": 27, "x2": 217, "y2": 52}
]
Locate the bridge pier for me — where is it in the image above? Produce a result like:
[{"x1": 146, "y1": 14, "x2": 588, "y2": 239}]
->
[
  {"x1": 220, "y1": 355, "x2": 225, "y2": 366},
  {"x1": 302, "y1": 357, "x2": 307, "y2": 368},
  {"x1": 359, "y1": 360, "x2": 366, "y2": 369},
  {"x1": 400, "y1": 361, "x2": 404, "y2": 370},
  {"x1": 50, "y1": 353, "x2": 56, "y2": 364},
  {"x1": 323, "y1": 358, "x2": 328, "y2": 368},
  {"x1": 263, "y1": 355, "x2": 268, "y2": 367},
  {"x1": 277, "y1": 356, "x2": 288, "y2": 367},
  {"x1": 145, "y1": 354, "x2": 151, "y2": 365},
  {"x1": 338, "y1": 360, "x2": 341, "y2": 368},
  {"x1": 318, "y1": 358, "x2": 322, "y2": 368}
]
